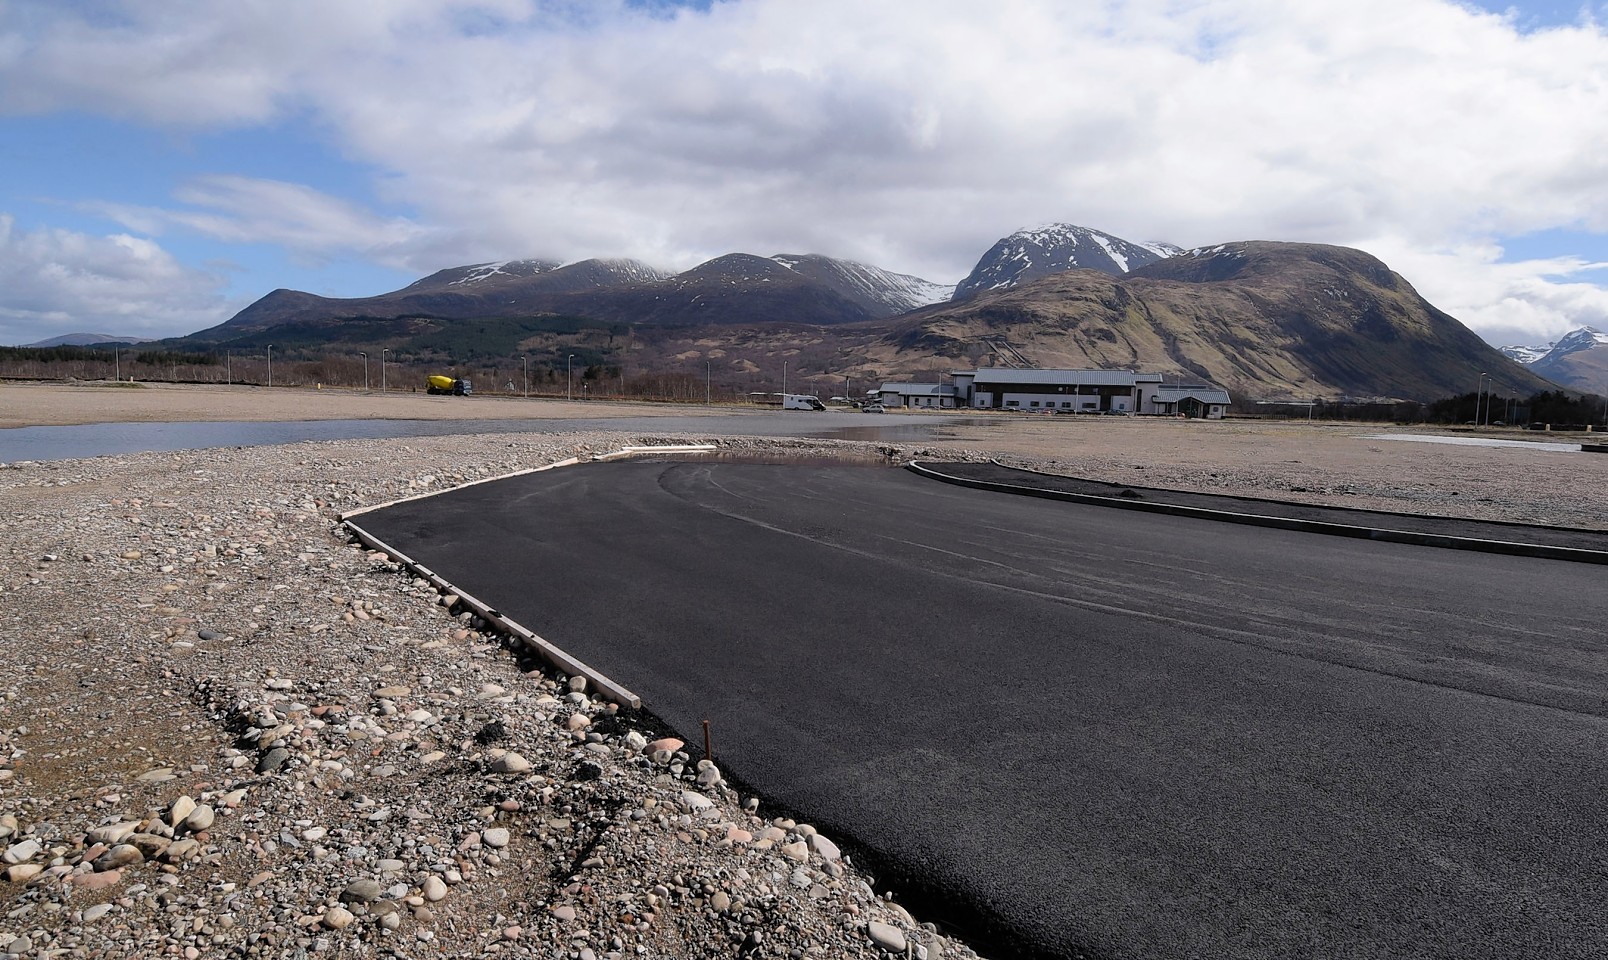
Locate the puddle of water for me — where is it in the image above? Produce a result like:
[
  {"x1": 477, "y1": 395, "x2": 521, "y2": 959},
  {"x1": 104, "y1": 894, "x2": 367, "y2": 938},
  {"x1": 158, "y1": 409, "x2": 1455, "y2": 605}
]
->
[
  {"x1": 1366, "y1": 434, "x2": 1583, "y2": 452},
  {"x1": 0, "y1": 413, "x2": 987, "y2": 463}
]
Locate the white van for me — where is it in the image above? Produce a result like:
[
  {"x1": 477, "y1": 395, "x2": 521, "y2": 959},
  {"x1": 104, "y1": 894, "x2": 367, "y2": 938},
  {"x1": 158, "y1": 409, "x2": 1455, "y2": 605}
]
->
[{"x1": 782, "y1": 394, "x2": 827, "y2": 411}]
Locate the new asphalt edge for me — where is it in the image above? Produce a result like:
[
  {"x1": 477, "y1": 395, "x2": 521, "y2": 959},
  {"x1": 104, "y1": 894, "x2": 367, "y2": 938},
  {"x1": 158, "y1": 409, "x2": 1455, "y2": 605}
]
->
[
  {"x1": 906, "y1": 460, "x2": 1608, "y2": 566},
  {"x1": 336, "y1": 443, "x2": 717, "y2": 707}
]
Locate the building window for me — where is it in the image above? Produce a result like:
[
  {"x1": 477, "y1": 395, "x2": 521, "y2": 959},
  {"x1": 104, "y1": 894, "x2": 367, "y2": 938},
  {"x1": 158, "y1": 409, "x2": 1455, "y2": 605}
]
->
[{"x1": 1006, "y1": 400, "x2": 1019, "y2": 407}]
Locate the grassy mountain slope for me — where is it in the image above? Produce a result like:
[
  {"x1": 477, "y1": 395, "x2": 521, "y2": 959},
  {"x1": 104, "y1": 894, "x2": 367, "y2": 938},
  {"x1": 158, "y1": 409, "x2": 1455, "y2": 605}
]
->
[{"x1": 870, "y1": 242, "x2": 1555, "y2": 401}]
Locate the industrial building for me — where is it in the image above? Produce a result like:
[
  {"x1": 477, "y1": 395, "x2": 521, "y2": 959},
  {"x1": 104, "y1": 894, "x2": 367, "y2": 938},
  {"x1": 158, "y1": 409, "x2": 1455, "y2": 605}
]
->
[{"x1": 874, "y1": 368, "x2": 1231, "y2": 418}]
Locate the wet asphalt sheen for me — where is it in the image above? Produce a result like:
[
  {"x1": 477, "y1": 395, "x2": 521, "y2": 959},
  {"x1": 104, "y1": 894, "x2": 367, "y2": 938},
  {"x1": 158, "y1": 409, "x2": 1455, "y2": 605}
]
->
[{"x1": 356, "y1": 460, "x2": 1608, "y2": 960}]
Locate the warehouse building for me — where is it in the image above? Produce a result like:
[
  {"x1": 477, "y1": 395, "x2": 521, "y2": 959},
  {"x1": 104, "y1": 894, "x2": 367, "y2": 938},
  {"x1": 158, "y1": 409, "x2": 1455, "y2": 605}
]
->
[{"x1": 874, "y1": 368, "x2": 1231, "y2": 417}]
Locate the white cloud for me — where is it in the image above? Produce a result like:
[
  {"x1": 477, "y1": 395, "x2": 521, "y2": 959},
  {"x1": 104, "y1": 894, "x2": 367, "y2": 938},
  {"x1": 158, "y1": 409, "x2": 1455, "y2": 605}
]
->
[
  {"x1": 0, "y1": 214, "x2": 237, "y2": 344},
  {"x1": 5, "y1": 0, "x2": 1608, "y2": 343},
  {"x1": 90, "y1": 176, "x2": 434, "y2": 270},
  {"x1": 1372, "y1": 237, "x2": 1608, "y2": 346}
]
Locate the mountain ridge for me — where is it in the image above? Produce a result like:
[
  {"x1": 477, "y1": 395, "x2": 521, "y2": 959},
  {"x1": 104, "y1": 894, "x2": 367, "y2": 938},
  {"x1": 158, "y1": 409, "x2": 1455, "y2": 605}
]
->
[
  {"x1": 165, "y1": 231, "x2": 1572, "y2": 404},
  {"x1": 188, "y1": 252, "x2": 951, "y2": 339},
  {"x1": 1499, "y1": 325, "x2": 1608, "y2": 394},
  {"x1": 951, "y1": 223, "x2": 1181, "y2": 300}
]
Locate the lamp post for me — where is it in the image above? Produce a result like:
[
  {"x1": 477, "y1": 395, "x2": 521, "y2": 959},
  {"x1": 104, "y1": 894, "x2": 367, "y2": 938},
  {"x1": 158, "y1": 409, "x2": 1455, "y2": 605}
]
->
[
  {"x1": 114, "y1": 349, "x2": 120, "y2": 383},
  {"x1": 1476, "y1": 372, "x2": 1488, "y2": 426},
  {"x1": 782, "y1": 360, "x2": 788, "y2": 397},
  {"x1": 225, "y1": 349, "x2": 231, "y2": 385},
  {"x1": 706, "y1": 361, "x2": 711, "y2": 405},
  {"x1": 567, "y1": 354, "x2": 575, "y2": 401},
  {"x1": 267, "y1": 344, "x2": 273, "y2": 388},
  {"x1": 359, "y1": 352, "x2": 368, "y2": 391},
  {"x1": 522, "y1": 356, "x2": 528, "y2": 398},
  {"x1": 381, "y1": 349, "x2": 389, "y2": 392}
]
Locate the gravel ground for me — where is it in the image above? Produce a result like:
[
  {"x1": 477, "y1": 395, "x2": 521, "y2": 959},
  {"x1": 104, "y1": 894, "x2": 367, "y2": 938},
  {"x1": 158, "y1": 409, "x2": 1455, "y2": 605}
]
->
[
  {"x1": 1, "y1": 398, "x2": 1602, "y2": 960},
  {"x1": 0, "y1": 432, "x2": 978, "y2": 960}
]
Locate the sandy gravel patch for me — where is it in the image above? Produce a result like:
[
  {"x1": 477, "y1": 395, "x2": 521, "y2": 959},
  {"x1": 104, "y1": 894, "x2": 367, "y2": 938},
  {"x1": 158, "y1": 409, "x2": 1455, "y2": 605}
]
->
[{"x1": 0, "y1": 382, "x2": 732, "y2": 429}]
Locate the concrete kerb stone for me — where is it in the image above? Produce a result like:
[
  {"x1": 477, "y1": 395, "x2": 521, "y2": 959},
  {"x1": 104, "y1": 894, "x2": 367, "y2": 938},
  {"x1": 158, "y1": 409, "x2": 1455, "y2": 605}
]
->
[
  {"x1": 337, "y1": 457, "x2": 582, "y2": 521},
  {"x1": 906, "y1": 460, "x2": 1608, "y2": 567},
  {"x1": 335, "y1": 443, "x2": 718, "y2": 707},
  {"x1": 590, "y1": 444, "x2": 722, "y2": 461},
  {"x1": 343, "y1": 518, "x2": 643, "y2": 710}
]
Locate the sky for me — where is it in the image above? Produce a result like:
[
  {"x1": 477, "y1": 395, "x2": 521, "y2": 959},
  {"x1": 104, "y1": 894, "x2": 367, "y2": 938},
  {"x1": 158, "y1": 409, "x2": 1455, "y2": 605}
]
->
[{"x1": 3, "y1": 0, "x2": 1608, "y2": 349}]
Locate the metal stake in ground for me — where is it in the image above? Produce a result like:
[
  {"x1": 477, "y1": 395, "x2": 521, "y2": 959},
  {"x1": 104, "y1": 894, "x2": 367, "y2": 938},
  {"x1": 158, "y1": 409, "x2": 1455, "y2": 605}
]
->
[{"x1": 703, "y1": 719, "x2": 713, "y2": 762}]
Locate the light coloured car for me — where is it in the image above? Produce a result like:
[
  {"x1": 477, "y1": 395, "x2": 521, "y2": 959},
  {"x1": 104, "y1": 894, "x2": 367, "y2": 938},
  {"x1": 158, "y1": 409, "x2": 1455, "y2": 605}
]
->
[{"x1": 862, "y1": 403, "x2": 886, "y2": 413}]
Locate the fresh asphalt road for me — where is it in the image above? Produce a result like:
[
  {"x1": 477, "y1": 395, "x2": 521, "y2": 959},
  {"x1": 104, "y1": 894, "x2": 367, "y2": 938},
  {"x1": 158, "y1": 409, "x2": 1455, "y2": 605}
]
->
[{"x1": 357, "y1": 459, "x2": 1608, "y2": 960}]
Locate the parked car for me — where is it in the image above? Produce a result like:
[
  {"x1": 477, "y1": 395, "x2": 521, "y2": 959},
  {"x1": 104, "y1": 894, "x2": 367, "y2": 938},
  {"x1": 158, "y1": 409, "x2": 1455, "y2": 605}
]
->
[{"x1": 863, "y1": 403, "x2": 886, "y2": 413}]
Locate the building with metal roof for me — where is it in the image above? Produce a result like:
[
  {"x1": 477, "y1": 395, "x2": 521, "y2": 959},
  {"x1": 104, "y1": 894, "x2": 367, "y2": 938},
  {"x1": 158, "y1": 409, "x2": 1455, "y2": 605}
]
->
[
  {"x1": 1147, "y1": 385, "x2": 1232, "y2": 419},
  {"x1": 874, "y1": 368, "x2": 1231, "y2": 416}
]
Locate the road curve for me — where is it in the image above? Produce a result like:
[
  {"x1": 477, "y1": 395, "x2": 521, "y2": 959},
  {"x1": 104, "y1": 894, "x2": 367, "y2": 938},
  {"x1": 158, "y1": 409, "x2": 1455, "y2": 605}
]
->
[{"x1": 357, "y1": 458, "x2": 1608, "y2": 960}]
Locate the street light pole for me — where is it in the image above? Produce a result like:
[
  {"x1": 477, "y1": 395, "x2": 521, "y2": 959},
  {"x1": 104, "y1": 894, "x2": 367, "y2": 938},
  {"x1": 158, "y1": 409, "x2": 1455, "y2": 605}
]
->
[
  {"x1": 706, "y1": 361, "x2": 711, "y2": 405},
  {"x1": 225, "y1": 350, "x2": 231, "y2": 385},
  {"x1": 381, "y1": 349, "x2": 388, "y2": 392},
  {"x1": 360, "y1": 352, "x2": 368, "y2": 391},
  {"x1": 567, "y1": 354, "x2": 575, "y2": 401},
  {"x1": 1475, "y1": 372, "x2": 1486, "y2": 425},
  {"x1": 522, "y1": 356, "x2": 528, "y2": 398},
  {"x1": 267, "y1": 344, "x2": 273, "y2": 388},
  {"x1": 782, "y1": 360, "x2": 788, "y2": 396},
  {"x1": 114, "y1": 349, "x2": 120, "y2": 383}
]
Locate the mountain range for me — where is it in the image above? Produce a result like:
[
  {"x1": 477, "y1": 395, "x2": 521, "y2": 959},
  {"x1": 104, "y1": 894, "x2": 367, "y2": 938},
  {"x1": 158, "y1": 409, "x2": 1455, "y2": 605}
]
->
[
  {"x1": 1500, "y1": 326, "x2": 1608, "y2": 394},
  {"x1": 167, "y1": 223, "x2": 1577, "y2": 403},
  {"x1": 195, "y1": 253, "x2": 953, "y2": 338},
  {"x1": 23, "y1": 332, "x2": 153, "y2": 348}
]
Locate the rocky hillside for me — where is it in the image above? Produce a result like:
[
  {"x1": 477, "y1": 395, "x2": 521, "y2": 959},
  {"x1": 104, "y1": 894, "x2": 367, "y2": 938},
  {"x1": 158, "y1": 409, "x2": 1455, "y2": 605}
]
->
[
  {"x1": 868, "y1": 242, "x2": 1558, "y2": 403},
  {"x1": 192, "y1": 259, "x2": 667, "y2": 339},
  {"x1": 1501, "y1": 326, "x2": 1608, "y2": 394},
  {"x1": 951, "y1": 224, "x2": 1180, "y2": 300}
]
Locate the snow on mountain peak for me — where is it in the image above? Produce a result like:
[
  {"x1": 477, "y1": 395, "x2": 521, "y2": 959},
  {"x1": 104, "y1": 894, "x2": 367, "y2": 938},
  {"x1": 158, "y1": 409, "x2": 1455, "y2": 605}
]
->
[
  {"x1": 1502, "y1": 326, "x2": 1607, "y2": 366},
  {"x1": 953, "y1": 223, "x2": 1181, "y2": 299},
  {"x1": 1552, "y1": 325, "x2": 1608, "y2": 352},
  {"x1": 1499, "y1": 342, "x2": 1551, "y2": 364}
]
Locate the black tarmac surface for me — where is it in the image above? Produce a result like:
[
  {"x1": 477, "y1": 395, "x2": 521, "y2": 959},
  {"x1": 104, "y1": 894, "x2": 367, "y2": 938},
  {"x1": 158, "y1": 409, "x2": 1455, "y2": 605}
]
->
[
  {"x1": 356, "y1": 458, "x2": 1608, "y2": 960},
  {"x1": 920, "y1": 460, "x2": 1608, "y2": 554}
]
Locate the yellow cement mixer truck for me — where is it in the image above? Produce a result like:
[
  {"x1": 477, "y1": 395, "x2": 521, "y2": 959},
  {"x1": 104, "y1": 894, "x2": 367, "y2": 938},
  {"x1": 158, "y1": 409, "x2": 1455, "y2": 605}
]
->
[{"x1": 426, "y1": 374, "x2": 473, "y2": 396}]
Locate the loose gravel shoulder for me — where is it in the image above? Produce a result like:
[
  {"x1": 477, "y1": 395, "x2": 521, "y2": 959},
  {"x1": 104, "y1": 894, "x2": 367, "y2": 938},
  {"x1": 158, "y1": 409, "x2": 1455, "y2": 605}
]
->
[{"x1": 0, "y1": 432, "x2": 982, "y2": 960}]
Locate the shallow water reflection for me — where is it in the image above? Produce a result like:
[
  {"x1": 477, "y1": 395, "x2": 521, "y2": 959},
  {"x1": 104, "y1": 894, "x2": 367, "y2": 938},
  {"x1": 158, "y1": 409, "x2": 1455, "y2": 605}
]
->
[{"x1": 0, "y1": 413, "x2": 998, "y2": 462}]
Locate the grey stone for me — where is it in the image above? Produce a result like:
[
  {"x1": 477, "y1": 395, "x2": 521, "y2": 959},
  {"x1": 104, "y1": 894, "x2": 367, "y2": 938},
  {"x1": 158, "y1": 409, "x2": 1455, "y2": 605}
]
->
[
  {"x1": 489, "y1": 752, "x2": 532, "y2": 774},
  {"x1": 808, "y1": 833, "x2": 842, "y2": 861},
  {"x1": 340, "y1": 878, "x2": 384, "y2": 904},
  {"x1": 181, "y1": 804, "x2": 215, "y2": 833},
  {"x1": 93, "y1": 844, "x2": 145, "y2": 871},
  {"x1": 257, "y1": 747, "x2": 291, "y2": 774},
  {"x1": 2, "y1": 839, "x2": 41, "y2": 864},
  {"x1": 868, "y1": 920, "x2": 907, "y2": 953}
]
